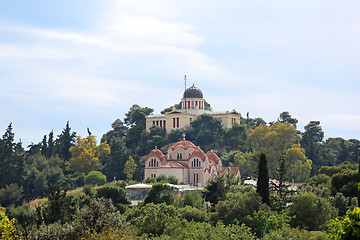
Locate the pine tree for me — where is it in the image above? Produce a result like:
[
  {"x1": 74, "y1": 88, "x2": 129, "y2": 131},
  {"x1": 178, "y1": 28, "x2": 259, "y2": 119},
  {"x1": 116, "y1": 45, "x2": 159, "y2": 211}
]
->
[
  {"x1": 56, "y1": 121, "x2": 76, "y2": 162},
  {"x1": 257, "y1": 153, "x2": 270, "y2": 205},
  {"x1": 47, "y1": 130, "x2": 54, "y2": 158},
  {"x1": 0, "y1": 123, "x2": 23, "y2": 188}
]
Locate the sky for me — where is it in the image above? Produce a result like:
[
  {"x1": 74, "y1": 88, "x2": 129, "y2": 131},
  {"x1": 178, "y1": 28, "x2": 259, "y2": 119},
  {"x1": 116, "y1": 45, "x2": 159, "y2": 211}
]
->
[{"x1": 1, "y1": 0, "x2": 360, "y2": 147}]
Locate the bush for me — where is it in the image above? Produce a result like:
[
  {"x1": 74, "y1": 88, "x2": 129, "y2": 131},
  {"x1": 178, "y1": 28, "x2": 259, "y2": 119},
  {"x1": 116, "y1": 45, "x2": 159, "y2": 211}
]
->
[
  {"x1": 5, "y1": 204, "x2": 35, "y2": 231},
  {"x1": 84, "y1": 171, "x2": 106, "y2": 186},
  {"x1": 330, "y1": 207, "x2": 360, "y2": 240},
  {"x1": 288, "y1": 192, "x2": 337, "y2": 231},
  {"x1": 262, "y1": 227, "x2": 322, "y2": 240},
  {"x1": 95, "y1": 184, "x2": 130, "y2": 213},
  {"x1": 0, "y1": 184, "x2": 23, "y2": 207},
  {"x1": 179, "y1": 206, "x2": 205, "y2": 222},
  {"x1": 157, "y1": 220, "x2": 256, "y2": 240},
  {"x1": 127, "y1": 202, "x2": 178, "y2": 236}
]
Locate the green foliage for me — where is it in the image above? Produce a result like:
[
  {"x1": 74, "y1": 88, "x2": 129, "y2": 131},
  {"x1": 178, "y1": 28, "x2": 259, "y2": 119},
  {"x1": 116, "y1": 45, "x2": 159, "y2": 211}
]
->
[
  {"x1": 95, "y1": 184, "x2": 130, "y2": 213},
  {"x1": 319, "y1": 161, "x2": 358, "y2": 177},
  {"x1": 179, "y1": 205, "x2": 206, "y2": 222},
  {"x1": 257, "y1": 154, "x2": 270, "y2": 205},
  {"x1": 124, "y1": 156, "x2": 137, "y2": 182},
  {"x1": 278, "y1": 111, "x2": 298, "y2": 127},
  {"x1": 5, "y1": 204, "x2": 35, "y2": 232},
  {"x1": 73, "y1": 198, "x2": 127, "y2": 234},
  {"x1": 85, "y1": 171, "x2": 107, "y2": 186},
  {"x1": 233, "y1": 151, "x2": 257, "y2": 178},
  {"x1": 0, "y1": 123, "x2": 24, "y2": 189},
  {"x1": 101, "y1": 139, "x2": 129, "y2": 181},
  {"x1": 22, "y1": 153, "x2": 65, "y2": 198},
  {"x1": 143, "y1": 183, "x2": 174, "y2": 205},
  {"x1": 183, "y1": 191, "x2": 205, "y2": 210},
  {"x1": 224, "y1": 124, "x2": 247, "y2": 151},
  {"x1": 28, "y1": 198, "x2": 128, "y2": 239},
  {"x1": 0, "y1": 212, "x2": 20, "y2": 239},
  {"x1": 288, "y1": 191, "x2": 337, "y2": 231},
  {"x1": 144, "y1": 174, "x2": 179, "y2": 184},
  {"x1": 331, "y1": 170, "x2": 358, "y2": 198},
  {"x1": 210, "y1": 185, "x2": 263, "y2": 225},
  {"x1": 186, "y1": 114, "x2": 225, "y2": 151},
  {"x1": 65, "y1": 171, "x2": 85, "y2": 188},
  {"x1": 157, "y1": 220, "x2": 256, "y2": 240},
  {"x1": 127, "y1": 202, "x2": 178, "y2": 236},
  {"x1": 330, "y1": 207, "x2": 360, "y2": 239},
  {"x1": 55, "y1": 121, "x2": 76, "y2": 162},
  {"x1": 262, "y1": 227, "x2": 323, "y2": 240},
  {"x1": 36, "y1": 185, "x2": 69, "y2": 225},
  {"x1": 0, "y1": 183, "x2": 23, "y2": 207},
  {"x1": 67, "y1": 135, "x2": 110, "y2": 174},
  {"x1": 305, "y1": 174, "x2": 331, "y2": 188},
  {"x1": 203, "y1": 174, "x2": 241, "y2": 205},
  {"x1": 247, "y1": 122, "x2": 301, "y2": 177},
  {"x1": 244, "y1": 210, "x2": 291, "y2": 238}
]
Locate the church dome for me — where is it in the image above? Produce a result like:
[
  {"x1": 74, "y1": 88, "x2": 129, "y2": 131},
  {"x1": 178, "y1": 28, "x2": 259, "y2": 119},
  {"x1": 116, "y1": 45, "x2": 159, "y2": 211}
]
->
[{"x1": 183, "y1": 85, "x2": 203, "y2": 98}]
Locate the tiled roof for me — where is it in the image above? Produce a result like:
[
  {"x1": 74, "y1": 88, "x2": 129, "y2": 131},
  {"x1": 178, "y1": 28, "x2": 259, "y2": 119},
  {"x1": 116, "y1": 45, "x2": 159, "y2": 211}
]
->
[
  {"x1": 158, "y1": 161, "x2": 188, "y2": 168},
  {"x1": 207, "y1": 152, "x2": 221, "y2": 164},
  {"x1": 188, "y1": 148, "x2": 207, "y2": 161},
  {"x1": 221, "y1": 167, "x2": 240, "y2": 175},
  {"x1": 145, "y1": 148, "x2": 165, "y2": 161},
  {"x1": 168, "y1": 140, "x2": 197, "y2": 151}
]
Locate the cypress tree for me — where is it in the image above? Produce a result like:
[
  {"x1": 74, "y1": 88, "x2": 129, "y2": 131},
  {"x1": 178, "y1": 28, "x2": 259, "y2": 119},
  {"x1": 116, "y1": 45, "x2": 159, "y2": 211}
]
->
[{"x1": 257, "y1": 153, "x2": 270, "y2": 205}]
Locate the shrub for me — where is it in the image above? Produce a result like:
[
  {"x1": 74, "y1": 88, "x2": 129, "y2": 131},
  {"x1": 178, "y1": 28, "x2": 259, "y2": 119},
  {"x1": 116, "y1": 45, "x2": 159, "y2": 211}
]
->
[
  {"x1": 179, "y1": 206, "x2": 205, "y2": 222},
  {"x1": 95, "y1": 184, "x2": 130, "y2": 213},
  {"x1": 288, "y1": 191, "x2": 337, "y2": 231},
  {"x1": 84, "y1": 171, "x2": 106, "y2": 186}
]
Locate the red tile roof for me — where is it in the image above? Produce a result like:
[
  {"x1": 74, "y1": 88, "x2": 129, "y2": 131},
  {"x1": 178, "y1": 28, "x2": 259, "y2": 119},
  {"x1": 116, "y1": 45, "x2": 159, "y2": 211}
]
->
[
  {"x1": 207, "y1": 152, "x2": 221, "y2": 164},
  {"x1": 188, "y1": 148, "x2": 207, "y2": 161},
  {"x1": 145, "y1": 148, "x2": 165, "y2": 161},
  {"x1": 221, "y1": 167, "x2": 240, "y2": 175},
  {"x1": 167, "y1": 140, "x2": 197, "y2": 151},
  {"x1": 158, "y1": 161, "x2": 188, "y2": 168}
]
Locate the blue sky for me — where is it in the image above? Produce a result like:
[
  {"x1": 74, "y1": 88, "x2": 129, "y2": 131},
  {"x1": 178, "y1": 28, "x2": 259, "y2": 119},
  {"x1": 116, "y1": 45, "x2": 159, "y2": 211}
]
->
[{"x1": 1, "y1": 0, "x2": 360, "y2": 146}]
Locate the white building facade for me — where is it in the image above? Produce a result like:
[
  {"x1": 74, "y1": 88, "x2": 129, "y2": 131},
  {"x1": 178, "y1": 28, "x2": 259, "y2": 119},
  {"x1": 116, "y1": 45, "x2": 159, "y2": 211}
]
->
[{"x1": 145, "y1": 84, "x2": 241, "y2": 133}]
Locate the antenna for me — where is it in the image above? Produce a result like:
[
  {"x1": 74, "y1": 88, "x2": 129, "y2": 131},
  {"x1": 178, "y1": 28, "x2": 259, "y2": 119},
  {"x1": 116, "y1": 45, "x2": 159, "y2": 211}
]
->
[{"x1": 184, "y1": 75, "x2": 187, "y2": 109}]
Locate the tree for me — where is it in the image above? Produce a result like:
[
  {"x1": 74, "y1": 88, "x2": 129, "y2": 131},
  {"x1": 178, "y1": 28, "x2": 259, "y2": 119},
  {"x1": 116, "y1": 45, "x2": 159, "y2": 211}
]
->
[
  {"x1": 67, "y1": 135, "x2": 110, "y2": 174},
  {"x1": 0, "y1": 184, "x2": 23, "y2": 207},
  {"x1": 210, "y1": 185, "x2": 263, "y2": 225},
  {"x1": 283, "y1": 144, "x2": 312, "y2": 182},
  {"x1": 278, "y1": 111, "x2": 298, "y2": 127},
  {"x1": 288, "y1": 191, "x2": 337, "y2": 230},
  {"x1": 36, "y1": 185, "x2": 69, "y2": 225},
  {"x1": 186, "y1": 114, "x2": 224, "y2": 150},
  {"x1": 143, "y1": 183, "x2": 174, "y2": 205},
  {"x1": 124, "y1": 156, "x2": 137, "y2": 182},
  {"x1": 124, "y1": 104, "x2": 154, "y2": 151},
  {"x1": 84, "y1": 171, "x2": 107, "y2": 186},
  {"x1": 247, "y1": 122, "x2": 300, "y2": 176},
  {"x1": 0, "y1": 123, "x2": 24, "y2": 189},
  {"x1": 257, "y1": 154, "x2": 270, "y2": 205},
  {"x1": 55, "y1": 121, "x2": 76, "y2": 162},
  {"x1": 95, "y1": 184, "x2": 130, "y2": 213},
  {"x1": 101, "y1": 139, "x2": 129, "y2": 181},
  {"x1": 224, "y1": 124, "x2": 247, "y2": 151},
  {"x1": 330, "y1": 207, "x2": 360, "y2": 239},
  {"x1": 203, "y1": 173, "x2": 241, "y2": 205},
  {"x1": 301, "y1": 121, "x2": 324, "y2": 175},
  {"x1": 101, "y1": 119, "x2": 127, "y2": 144}
]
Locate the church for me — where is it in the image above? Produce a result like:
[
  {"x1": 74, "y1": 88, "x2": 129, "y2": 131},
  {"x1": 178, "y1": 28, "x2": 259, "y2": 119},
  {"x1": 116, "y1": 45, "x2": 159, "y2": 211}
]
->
[
  {"x1": 145, "y1": 84, "x2": 241, "y2": 133},
  {"x1": 144, "y1": 137, "x2": 240, "y2": 187}
]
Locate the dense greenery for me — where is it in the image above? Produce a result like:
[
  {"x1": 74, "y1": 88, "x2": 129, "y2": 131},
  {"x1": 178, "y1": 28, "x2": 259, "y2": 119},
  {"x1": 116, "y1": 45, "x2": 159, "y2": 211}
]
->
[{"x1": 0, "y1": 107, "x2": 359, "y2": 239}]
